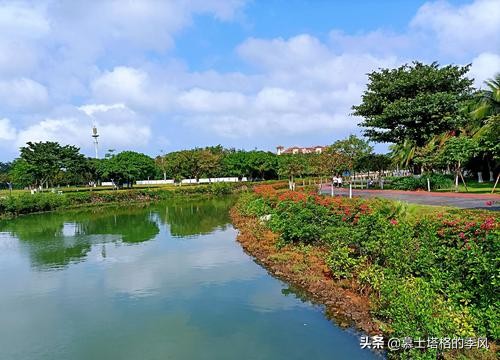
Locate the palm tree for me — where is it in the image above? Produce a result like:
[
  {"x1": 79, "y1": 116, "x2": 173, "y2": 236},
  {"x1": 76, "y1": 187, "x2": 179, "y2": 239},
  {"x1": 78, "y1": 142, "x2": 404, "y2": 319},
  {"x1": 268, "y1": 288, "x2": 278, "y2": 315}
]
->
[
  {"x1": 471, "y1": 73, "x2": 500, "y2": 122},
  {"x1": 471, "y1": 74, "x2": 500, "y2": 187},
  {"x1": 389, "y1": 140, "x2": 417, "y2": 170}
]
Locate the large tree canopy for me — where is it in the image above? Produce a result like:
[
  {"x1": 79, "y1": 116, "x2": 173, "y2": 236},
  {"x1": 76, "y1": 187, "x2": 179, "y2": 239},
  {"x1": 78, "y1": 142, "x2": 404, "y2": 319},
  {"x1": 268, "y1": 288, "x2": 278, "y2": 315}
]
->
[
  {"x1": 19, "y1": 141, "x2": 86, "y2": 188},
  {"x1": 353, "y1": 62, "x2": 474, "y2": 147},
  {"x1": 222, "y1": 150, "x2": 277, "y2": 180},
  {"x1": 100, "y1": 151, "x2": 157, "y2": 186}
]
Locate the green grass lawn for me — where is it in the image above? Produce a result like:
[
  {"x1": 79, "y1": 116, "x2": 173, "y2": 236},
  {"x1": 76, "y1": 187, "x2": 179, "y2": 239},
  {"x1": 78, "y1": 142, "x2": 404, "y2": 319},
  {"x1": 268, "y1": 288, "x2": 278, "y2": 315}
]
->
[{"x1": 436, "y1": 180, "x2": 498, "y2": 194}]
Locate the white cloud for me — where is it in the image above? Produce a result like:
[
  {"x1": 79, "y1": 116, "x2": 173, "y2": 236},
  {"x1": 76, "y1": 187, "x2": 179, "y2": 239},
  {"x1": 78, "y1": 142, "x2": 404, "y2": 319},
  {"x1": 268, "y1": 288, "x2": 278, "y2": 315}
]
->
[
  {"x1": 185, "y1": 0, "x2": 498, "y2": 139},
  {"x1": 411, "y1": 0, "x2": 500, "y2": 56},
  {"x1": 185, "y1": 0, "x2": 247, "y2": 21},
  {"x1": 44, "y1": 0, "x2": 246, "y2": 56},
  {"x1": 0, "y1": 2, "x2": 50, "y2": 39},
  {"x1": 329, "y1": 29, "x2": 415, "y2": 57},
  {"x1": 185, "y1": 111, "x2": 350, "y2": 139},
  {"x1": 469, "y1": 52, "x2": 500, "y2": 88},
  {"x1": 255, "y1": 88, "x2": 299, "y2": 112},
  {"x1": 0, "y1": 78, "x2": 48, "y2": 110},
  {"x1": 177, "y1": 88, "x2": 248, "y2": 113},
  {"x1": 173, "y1": 36, "x2": 398, "y2": 138},
  {"x1": 14, "y1": 105, "x2": 151, "y2": 152},
  {"x1": 91, "y1": 67, "x2": 172, "y2": 111},
  {"x1": 0, "y1": 3, "x2": 48, "y2": 76},
  {"x1": 237, "y1": 34, "x2": 331, "y2": 70},
  {"x1": 0, "y1": 118, "x2": 17, "y2": 141},
  {"x1": 0, "y1": 0, "x2": 247, "y2": 99},
  {"x1": 78, "y1": 103, "x2": 127, "y2": 117},
  {"x1": 15, "y1": 118, "x2": 82, "y2": 148}
]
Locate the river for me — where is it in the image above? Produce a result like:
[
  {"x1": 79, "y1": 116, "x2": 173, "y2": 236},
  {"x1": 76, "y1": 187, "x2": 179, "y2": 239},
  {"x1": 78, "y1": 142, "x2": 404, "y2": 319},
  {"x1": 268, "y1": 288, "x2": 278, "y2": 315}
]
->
[{"x1": 0, "y1": 196, "x2": 378, "y2": 360}]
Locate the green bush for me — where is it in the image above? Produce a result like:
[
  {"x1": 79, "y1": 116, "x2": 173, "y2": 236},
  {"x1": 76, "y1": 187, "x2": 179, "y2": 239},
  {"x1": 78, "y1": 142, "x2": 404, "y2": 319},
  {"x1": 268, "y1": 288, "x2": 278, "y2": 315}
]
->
[
  {"x1": 236, "y1": 193, "x2": 273, "y2": 217},
  {"x1": 325, "y1": 241, "x2": 362, "y2": 279},
  {"x1": 389, "y1": 176, "x2": 423, "y2": 190},
  {"x1": 0, "y1": 192, "x2": 67, "y2": 215},
  {"x1": 377, "y1": 277, "x2": 476, "y2": 360},
  {"x1": 268, "y1": 199, "x2": 329, "y2": 243},
  {"x1": 427, "y1": 173, "x2": 454, "y2": 190},
  {"x1": 389, "y1": 174, "x2": 453, "y2": 191}
]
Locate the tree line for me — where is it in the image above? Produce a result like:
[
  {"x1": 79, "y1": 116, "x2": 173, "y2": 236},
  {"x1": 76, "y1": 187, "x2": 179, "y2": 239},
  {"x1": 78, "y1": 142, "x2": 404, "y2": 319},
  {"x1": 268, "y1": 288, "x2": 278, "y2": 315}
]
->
[{"x1": 0, "y1": 136, "x2": 389, "y2": 189}]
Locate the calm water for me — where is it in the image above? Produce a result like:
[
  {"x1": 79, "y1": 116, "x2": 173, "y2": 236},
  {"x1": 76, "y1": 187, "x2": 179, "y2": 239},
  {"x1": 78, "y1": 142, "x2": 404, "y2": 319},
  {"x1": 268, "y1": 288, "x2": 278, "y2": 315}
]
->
[{"x1": 0, "y1": 197, "x2": 378, "y2": 360}]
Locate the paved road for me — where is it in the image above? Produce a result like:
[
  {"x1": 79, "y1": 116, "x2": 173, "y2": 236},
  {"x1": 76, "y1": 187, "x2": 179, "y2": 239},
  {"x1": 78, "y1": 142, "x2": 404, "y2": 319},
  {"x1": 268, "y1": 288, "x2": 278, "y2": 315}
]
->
[{"x1": 319, "y1": 185, "x2": 500, "y2": 211}]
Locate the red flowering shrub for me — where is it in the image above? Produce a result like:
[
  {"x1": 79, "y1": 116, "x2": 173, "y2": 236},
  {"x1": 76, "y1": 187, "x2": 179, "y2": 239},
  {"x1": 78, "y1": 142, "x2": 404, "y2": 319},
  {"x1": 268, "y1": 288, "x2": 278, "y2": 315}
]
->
[
  {"x1": 277, "y1": 190, "x2": 308, "y2": 203},
  {"x1": 253, "y1": 185, "x2": 278, "y2": 200}
]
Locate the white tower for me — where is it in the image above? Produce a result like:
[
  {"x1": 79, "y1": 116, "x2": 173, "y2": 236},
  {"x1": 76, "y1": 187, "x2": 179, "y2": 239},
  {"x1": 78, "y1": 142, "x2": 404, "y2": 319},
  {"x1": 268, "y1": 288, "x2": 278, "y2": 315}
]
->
[{"x1": 92, "y1": 126, "x2": 99, "y2": 159}]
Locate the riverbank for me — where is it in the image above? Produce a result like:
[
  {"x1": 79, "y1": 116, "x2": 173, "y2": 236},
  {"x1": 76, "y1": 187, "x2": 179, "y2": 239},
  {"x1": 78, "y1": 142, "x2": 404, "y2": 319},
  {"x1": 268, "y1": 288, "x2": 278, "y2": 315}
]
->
[
  {"x1": 232, "y1": 185, "x2": 498, "y2": 359},
  {"x1": 0, "y1": 182, "x2": 247, "y2": 219},
  {"x1": 230, "y1": 207, "x2": 379, "y2": 334}
]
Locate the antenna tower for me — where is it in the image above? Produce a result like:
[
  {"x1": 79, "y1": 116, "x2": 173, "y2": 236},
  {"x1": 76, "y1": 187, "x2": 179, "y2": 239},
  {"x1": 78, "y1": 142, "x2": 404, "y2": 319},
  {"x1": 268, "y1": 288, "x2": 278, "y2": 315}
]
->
[{"x1": 92, "y1": 125, "x2": 99, "y2": 159}]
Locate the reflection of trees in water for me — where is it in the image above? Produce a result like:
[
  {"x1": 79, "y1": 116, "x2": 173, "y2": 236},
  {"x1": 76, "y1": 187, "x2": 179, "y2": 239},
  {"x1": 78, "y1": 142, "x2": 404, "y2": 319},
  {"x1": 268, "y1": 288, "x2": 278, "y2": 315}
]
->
[
  {"x1": 79, "y1": 210, "x2": 159, "y2": 243},
  {"x1": 0, "y1": 206, "x2": 160, "y2": 269},
  {"x1": 0, "y1": 197, "x2": 234, "y2": 270},
  {"x1": 155, "y1": 196, "x2": 234, "y2": 237}
]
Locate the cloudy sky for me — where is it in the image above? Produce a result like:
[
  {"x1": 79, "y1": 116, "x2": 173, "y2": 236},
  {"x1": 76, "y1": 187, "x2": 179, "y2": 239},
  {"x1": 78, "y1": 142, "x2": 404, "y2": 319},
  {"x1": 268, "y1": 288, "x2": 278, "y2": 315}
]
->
[{"x1": 0, "y1": 0, "x2": 499, "y2": 160}]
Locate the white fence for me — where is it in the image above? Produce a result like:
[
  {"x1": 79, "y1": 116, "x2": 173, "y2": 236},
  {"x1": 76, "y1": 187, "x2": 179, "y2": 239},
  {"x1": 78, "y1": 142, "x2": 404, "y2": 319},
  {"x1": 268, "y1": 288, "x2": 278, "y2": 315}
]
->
[
  {"x1": 136, "y1": 179, "x2": 175, "y2": 185},
  {"x1": 135, "y1": 177, "x2": 248, "y2": 185}
]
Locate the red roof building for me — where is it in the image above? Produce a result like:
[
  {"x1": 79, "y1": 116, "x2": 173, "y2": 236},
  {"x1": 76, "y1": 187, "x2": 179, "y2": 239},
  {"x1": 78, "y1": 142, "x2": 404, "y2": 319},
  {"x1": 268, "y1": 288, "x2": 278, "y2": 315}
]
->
[{"x1": 276, "y1": 145, "x2": 327, "y2": 155}]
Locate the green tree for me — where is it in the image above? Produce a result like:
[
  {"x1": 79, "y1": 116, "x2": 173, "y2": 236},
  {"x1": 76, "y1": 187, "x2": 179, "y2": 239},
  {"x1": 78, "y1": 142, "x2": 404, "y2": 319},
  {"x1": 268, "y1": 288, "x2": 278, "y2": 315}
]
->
[
  {"x1": 183, "y1": 148, "x2": 222, "y2": 181},
  {"x1": 471, "y1": 73, "x2": 500, "y2": 122},
  {"x1": 9, "y1": 159, "x2": 33, "y2": 188},
  {"x1": 438, "y1": 136, "x2": 477, "y2": 191},
  {"x1": 163, "y1": 151, "x2": 189, "y2": 184},
  {"x1": 248, "y1": 151, "x2": 277, "y2": 180},
  {"x1": 314, "y1": 151, "x2": 350, "y2": 179},
  {"x1": 278, "y1": 154, "x2": 307, "y2": 190},
  {"x1": 389, "y1": 140, "x2": 418, "y2": 169},
  {"x1": 19, "y1": 141, "x2": 86, "y2": 188},
  {"x1": 353, "y1": 62, "x2": 474, "y2": 147},
  {"x1": 155, "y1": 151, "x2": 169, "y2": 180},
  {"x1": 100, "y1": 151, "x2": 157, "y2": 187},
  {"x1": 471, "y1": 73, "x2": 500, "y2": 183},
  {"x1": 222, "y1": 150, "x2": 252, "y2": 179},
  {"x1": 359, "y1": 153, "x2": 392, "y2": 186},
  {"x1": 330, "y1": 135, "x2": 372, "y2": 175},
  {"x1": 0, "y1": 162, "x2": 11, "y2": 184}
]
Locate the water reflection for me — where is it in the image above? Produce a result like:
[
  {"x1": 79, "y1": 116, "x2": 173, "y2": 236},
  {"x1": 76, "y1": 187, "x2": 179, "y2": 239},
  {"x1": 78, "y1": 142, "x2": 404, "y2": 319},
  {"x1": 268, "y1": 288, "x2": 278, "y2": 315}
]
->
[
  {"x1": 155, "y1": 196, "x2": 233, "y2": 237},
  {"x1": 0, "y1": 196, "x2": 234, "y2": 270}
]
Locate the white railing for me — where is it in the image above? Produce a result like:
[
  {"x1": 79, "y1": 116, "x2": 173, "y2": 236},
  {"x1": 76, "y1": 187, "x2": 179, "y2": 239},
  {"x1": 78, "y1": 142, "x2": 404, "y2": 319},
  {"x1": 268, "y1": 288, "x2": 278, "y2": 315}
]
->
[
  {"x1": 135, "y1": 177, "x2": 248, "y2": 185},
  {"x1": 136, "y1": 179, "x2": 175, "y2": 185}
]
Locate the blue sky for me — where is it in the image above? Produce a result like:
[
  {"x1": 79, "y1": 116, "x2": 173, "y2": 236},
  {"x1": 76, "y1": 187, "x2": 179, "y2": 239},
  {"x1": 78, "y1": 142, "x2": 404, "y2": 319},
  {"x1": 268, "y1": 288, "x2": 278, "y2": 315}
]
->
[{"x1": 0, "y1": 0, "x2": 498, "y2": 160}]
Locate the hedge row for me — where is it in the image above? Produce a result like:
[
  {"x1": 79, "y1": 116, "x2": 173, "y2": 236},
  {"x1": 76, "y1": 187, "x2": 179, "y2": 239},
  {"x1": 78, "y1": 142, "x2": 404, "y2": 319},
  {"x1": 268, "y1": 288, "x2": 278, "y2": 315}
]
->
[
  {"x1": 0, "y1": 182, "x2": 244, "y2": 217},
  {"x1": 388, "y1": 173, "x2": 454, "y2": 191}
]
